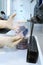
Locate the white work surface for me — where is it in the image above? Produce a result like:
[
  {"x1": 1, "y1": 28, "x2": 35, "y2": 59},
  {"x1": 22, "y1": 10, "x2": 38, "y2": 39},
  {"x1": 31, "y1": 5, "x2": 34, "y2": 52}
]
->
[{"x1": 0, "y1": 36, "x2": 43, "y2": 65}]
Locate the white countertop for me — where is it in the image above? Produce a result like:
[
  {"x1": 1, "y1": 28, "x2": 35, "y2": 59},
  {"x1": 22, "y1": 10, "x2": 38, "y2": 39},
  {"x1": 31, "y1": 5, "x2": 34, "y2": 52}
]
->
[
  {"x1": 0, "y1": 36, "x2": 43, "y2": 65},
  {"x1": 0, "y1": 50, "x2": 41, "y2": 65}
]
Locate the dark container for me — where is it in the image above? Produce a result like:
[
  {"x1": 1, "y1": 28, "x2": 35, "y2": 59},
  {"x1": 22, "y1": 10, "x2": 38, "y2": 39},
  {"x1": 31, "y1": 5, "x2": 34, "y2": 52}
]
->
[{"x1": 27, "y1": 36, "x2": 39, "y2": 63}]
